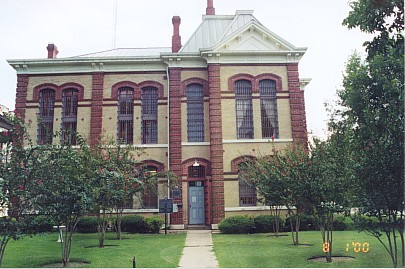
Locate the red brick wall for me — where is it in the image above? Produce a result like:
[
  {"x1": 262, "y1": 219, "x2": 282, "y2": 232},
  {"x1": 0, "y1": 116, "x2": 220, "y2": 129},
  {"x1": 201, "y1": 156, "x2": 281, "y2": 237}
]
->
[
  {"x1": 208, "y1": 64, "x2": 225, "y2": 224},
  {"x1": 168, "y1": 67, "x2": 184, "y2": 224},
  {"x1": 287, "y1": 63, "x2": 308, "y2": 145},
  {"x1": 90, "y1": 72, "x2": 104, "y2": 147}
]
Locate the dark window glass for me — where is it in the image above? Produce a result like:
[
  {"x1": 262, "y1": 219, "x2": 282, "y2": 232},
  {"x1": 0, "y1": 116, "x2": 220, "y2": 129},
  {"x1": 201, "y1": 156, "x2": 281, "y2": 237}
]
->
[
  {"x1": 61, "y1": 88, "x2": 78, "y2": 145},
  {"x1": 235, "y1": 80, "x2": 254, "y2": 139},
  {"x1": 143, "y1": 166, "x2": 158, "y2": 209},
  {"x1": 117, "y1": 87, "x2": 134, "y2": 144},
  {"x1": 260, "y1": 80, "x2": 279, "y2": 139},
  {"x1": 37, "y1": 89, "x2": 55, "y2": 145},
  {"x1": 238, "y1": 163, "x2": 256, "y2": 206},
  {"x1": 187, "y1": 84, "x2": 204, "y2": 142},
  {"x1": 141, "y1": 87, "x2": 158, "y2": 144},
  {"x1": 188, "y1": 165, "x2": 205, "y2": 178}
]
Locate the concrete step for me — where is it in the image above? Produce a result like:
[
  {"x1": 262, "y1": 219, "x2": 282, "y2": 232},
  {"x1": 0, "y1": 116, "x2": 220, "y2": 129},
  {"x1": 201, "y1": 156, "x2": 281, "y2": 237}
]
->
[{"x1": 187, "y1": 224, "x2": 211, "y2": 230}]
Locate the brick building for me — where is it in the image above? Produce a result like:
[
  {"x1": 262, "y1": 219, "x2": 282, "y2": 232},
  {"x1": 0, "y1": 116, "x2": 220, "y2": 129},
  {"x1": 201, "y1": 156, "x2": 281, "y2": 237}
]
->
[{"x1": 8, "y1": 1, "x2": 310, "y2": 229}]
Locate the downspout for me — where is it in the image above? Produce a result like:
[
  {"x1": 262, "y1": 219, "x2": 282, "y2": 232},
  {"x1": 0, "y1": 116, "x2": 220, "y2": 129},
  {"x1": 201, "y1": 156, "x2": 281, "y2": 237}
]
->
[{"x1": 166, "y1": 65, "x2": 170, "y2": 199}]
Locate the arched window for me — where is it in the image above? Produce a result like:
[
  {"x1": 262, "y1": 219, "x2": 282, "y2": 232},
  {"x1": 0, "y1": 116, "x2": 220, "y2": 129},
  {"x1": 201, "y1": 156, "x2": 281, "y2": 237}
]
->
[
  {"x1": 141, "y1": 87, "x2": 158, "y2": 144},
  {"x1": 260, "y1": 80, "x2": 279, "y2": 139},
  {"x1": 37, "y1": 89, "x2": 55, "y2": 145},
  {"x1": 117, "y1": 87, "x2": 134, "y2": 144},
  {"x1": 61, "y1": 88, "x2": 78, "y2": 145},
  {"x1": 186, "y1": 84, "x2": 204, "y2": 142},
  {"x1": 142, "y1": 166, "x2": 158, "y2": 209},
  {"x1": 235, "y1": 80, "x2": 254, "y2": 139},
  {"x1": 238, "y1": 163, "x2": 256, "y2": 206}
]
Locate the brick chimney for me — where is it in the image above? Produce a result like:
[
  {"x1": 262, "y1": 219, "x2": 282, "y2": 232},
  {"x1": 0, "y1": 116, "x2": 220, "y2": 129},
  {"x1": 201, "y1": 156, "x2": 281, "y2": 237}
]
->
[
  {"x1": 46, "y1": 43, "x2": 59, "y2": 59},
  {"x1": 172, "y1": 16, "x2": 182, "y2": 53},
  {"x1": 206, "y1": 0, "x2": 215, "y2": 15}
]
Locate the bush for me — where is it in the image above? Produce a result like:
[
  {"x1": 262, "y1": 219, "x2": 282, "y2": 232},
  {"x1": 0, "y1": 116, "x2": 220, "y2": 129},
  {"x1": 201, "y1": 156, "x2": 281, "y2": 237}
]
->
[
  {"x1": 76, "y1": 216, "x2": 98, "y2": 233},
  {"x1": 30, "y1": 215, "x2": 56, "y2": 233},
  {"x1": 218, "y1": 215, "x2": 255, "y2": 234},
  {"x1": 121, "y1": 215, "x2": 147, "y2": 233},
  {"x1": 284, "y1": 214, "x2": 317, "y2": 232},
  {"x1": 145, "y1": 216, "x2": 164, "y2": 234},
  {"x1": 254, "y1": 215, "x2": 283, "y2": 233},
  {"x1": 333, "y1": 216, "x2": 348, "y2": 231}
]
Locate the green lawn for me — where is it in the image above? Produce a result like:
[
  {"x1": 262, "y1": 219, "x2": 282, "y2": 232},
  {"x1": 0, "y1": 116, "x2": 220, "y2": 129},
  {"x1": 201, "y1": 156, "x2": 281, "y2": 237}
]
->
[
  {"x1": 212, "y1": 231, "x2": 393, "y2": 268},
  {"x1": 3, "y1": 232, "x2": 186, "y2": 268}
]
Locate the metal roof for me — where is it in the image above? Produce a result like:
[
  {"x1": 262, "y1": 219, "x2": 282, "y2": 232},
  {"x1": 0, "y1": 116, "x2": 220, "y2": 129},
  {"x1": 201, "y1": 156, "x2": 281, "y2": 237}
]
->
[
  {"x1": 73, "y1": 47, "x2": 171, "y2": 58},
  {"x1": 180, "y1": 11, "x2": 259, "y2": 53}
]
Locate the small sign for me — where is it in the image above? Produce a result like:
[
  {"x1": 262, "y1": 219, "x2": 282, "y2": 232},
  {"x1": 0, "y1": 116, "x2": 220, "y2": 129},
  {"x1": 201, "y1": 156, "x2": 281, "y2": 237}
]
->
[
  {"x1": 192, "y1": 197, "x2": 197, "y2": 203},
  {"x1": 172, "y1": 189, "x2": 181, "y2": 198},
  {"x1": 159, "y1": 198, "x2": 173, "y2": 213}
]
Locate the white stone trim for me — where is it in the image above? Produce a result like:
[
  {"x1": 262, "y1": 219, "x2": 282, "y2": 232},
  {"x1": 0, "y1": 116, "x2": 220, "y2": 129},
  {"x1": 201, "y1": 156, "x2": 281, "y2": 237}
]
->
[
  {"x1": 223, "y1": 138, "x2": 293, "y2": 144},
  {"x1": 225, "y1": 206, "x2": 292, "y2": 212},
  {"x1": 181, "y1": 142, "x2": 210, "y2": 146}
]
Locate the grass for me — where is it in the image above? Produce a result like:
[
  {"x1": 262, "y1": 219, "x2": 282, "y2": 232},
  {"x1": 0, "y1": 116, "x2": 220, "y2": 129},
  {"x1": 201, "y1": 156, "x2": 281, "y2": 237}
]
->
[
  {"x1": 212, "y1": 231, "x2": 393, "y2": 268},
  {"x1": 3, "y1": 232, "x2": 186, "y2": 268}
]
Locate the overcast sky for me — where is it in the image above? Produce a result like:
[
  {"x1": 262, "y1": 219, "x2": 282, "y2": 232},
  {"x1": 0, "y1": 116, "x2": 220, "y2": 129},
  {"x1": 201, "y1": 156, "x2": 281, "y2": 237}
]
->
[{"x1": 0, "y1": 0, "x2": 371, "y2": 138}]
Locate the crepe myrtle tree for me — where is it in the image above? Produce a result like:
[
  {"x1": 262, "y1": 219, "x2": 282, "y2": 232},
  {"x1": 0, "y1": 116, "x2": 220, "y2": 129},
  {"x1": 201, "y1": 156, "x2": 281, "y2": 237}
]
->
[
  {"x1": 28, "y1": 134, "x2": 94, "y2": 267},
  {"x1": 0, "y1": 113, "x2": 41, "y2": 268},
  {"x1": 244, "y1": 143, "x2": 313, "y2": 245}
]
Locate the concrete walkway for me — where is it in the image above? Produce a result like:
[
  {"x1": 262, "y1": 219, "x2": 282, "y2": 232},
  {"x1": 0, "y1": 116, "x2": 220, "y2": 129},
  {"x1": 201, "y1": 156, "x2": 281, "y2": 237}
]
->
[{"x1": 178, "y1": 230, "x2": 219, "y2": 268}]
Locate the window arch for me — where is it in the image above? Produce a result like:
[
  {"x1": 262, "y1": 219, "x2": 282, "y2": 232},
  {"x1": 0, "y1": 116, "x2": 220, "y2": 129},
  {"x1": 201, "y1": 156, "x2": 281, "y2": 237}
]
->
[
  {"x1": 235, "y1": 80, "x2": 254, "y2": 139},
  {"x1": 37, "y1": 89, "x2": 55, "y2": 145},
  {"x1": 186, "y1": 83, "x2": 204, "y2": 142},
  {"x1": 260, "y1": 79, "x2": 279, "y2": 139},
  {"x1": 141, "y1": 86, "x2": 158, "y2": 144},
  {"x1": 117, "y1": 87, "x2": 134, "y2": 144},
  {"x1": 61, "y1": 88, "x2": 78, "y2": 145},
  {"x1": 238, "y1": 162, "x2": 257, "y2": 206}
]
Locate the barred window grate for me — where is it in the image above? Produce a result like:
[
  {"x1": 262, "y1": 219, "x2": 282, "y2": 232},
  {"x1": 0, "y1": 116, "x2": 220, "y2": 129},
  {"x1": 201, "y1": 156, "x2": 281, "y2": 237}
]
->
[
  {"x1": 238, "y1": 165, "x2": 256, "y2": 206},
  {"x1": 37, "y1": 89, "x2": 55, "y2": 145},
  {"x1": 117, "y1": 87, "x2": 134, "y2": 144},
  {"x1": 142, "y1": 166, "x2": 158, "y2": 209},
  {"x1": 260, "y1": 80, "x2": 279, "y2": 139},
  {"x1": 187, "y1": 84, "x2": 204, "y2": 142},
  {"x1": 235, "y1": 80, "x2": 254, "y2": 139},
  {"x1": 188, "y1": 165, "x2": 205, "y2": 178},
  {"x1": 61, "y1": 88, "x2": 78, "y2": 145},
  {"x1": 141, "y1": 87, "x2": 158, "y2": 144}
]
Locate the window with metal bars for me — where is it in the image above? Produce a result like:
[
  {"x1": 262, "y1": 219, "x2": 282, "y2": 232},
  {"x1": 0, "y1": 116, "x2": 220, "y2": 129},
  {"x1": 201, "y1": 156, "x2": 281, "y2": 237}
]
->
[
  {"x1": 188, "y1": 165, "x2": 205, "y2": 178},
  {"x1": 37, "y1": 89, "x2": 55, "y2": 145},
  {"x1": 235, "y1": 80, "x2": 254, "y2": 139},
  {"x1": 61, "y1": 88, "x2": 78, "y2": 145},
  {"x1": 117, "y1": 87, "x2": 134, "y2": 144},
  {"x1": 142, "y1": 166, "x2": 158, "y2": 209},
  {"x1": 238, "y1": 164, "x2": 257, "y2": 206},
  {"x1": 186, "y1": 84, "x2": 204, "y2": 142},
  {"x1": 141, "y1": 87, "x2": 158, "y2": 144},
  {"x1": 260, "y1": 80, "x2": 279, "y2": 139}
]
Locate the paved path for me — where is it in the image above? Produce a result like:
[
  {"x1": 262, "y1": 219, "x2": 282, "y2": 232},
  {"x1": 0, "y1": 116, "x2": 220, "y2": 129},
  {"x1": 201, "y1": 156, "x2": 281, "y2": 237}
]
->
[{"x1": 178, "y1": 230, "x2": 219, "y2": 268}]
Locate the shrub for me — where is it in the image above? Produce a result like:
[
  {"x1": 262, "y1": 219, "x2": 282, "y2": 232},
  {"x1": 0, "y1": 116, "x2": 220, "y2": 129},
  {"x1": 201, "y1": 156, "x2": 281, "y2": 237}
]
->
[
  {"x1": 284, "y1": 214, "x2": 317, "y2": 232},
  {"x1": 76, "y1": 216, "x2": 98, "y2": 233},
  {"x1": 30, "y1": 215, "x2": 56, "y2": 233},
  {"x1": 121, "y1": 215, "x2": 147, "y2": 233},
  {"x1": 254, "y1": 215, "x2": 283, "y2": 233},
  {"x1": 218, "y1": 215, "x2": 255, "y2": 234},
  {"x1": 145, "y1": 216, "x2": 164, "y2": 234},
  {"x1": 333, "y1": 216, "x2": 348, "y2": 231}
]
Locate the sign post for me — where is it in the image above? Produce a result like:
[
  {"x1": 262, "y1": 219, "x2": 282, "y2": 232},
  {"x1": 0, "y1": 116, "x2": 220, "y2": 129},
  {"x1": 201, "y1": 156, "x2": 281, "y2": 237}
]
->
[{"x1": 159, "y1": 197, "x2": 173, "y2": 234}]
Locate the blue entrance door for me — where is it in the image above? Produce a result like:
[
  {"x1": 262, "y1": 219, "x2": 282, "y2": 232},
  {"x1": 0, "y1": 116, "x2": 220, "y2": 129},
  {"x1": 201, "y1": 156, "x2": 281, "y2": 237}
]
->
[{"x1": 189, "y1": 183, "x2": 205, "y2": 225}]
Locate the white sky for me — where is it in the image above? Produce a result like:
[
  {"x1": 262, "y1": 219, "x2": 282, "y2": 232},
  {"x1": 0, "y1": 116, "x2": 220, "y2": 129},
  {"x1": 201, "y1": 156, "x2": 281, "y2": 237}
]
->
[{"x1": 0, "y1": 0, "x2": 371, "y2": 139}]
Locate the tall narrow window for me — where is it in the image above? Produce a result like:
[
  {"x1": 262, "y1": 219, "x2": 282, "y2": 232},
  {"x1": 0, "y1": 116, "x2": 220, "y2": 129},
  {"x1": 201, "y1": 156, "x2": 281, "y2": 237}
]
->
[
  {"x1": 142, "y1": 166, "x2": 158, "y2": 209},
  {"x1": 238, "y1": 163, "x2": 256, "y2": 206},
  {"x1": 235, "y1": 80, "x2": 254, "y2": 139},
  {"x1": 141, "y1": 87, "x2": 158, "y2": 144},
  {"x1": 260, "y1": 80, "x2": 279, "y2": 139},
  {"x1": 37, "y1": 89, "x2": 55, "y2": 145},
  {"x1": 187, "y1": 84, "x2": 204, "y2": 142},
  {"x1": 61, "y1": 88, "x2": 78, "y2": 145},
  {"x1": 117, "y1": 87, "x2": 134, "y2": 144}
]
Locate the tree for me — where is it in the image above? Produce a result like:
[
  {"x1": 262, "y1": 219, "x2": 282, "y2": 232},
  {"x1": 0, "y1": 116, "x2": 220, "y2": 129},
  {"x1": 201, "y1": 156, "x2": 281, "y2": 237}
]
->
[
  {"x1": 337, "y1": 1, "x2": 404, "y2": 266},
  {"x1": 0, "y1": 113, "x2": 42, "y2": 268},
  {"x1": 29, "y1": 134, "x2": 94, "y2": 267}
]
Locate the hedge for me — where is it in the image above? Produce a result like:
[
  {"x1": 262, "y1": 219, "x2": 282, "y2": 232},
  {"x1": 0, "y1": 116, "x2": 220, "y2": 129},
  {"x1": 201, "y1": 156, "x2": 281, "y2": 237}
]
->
[{"x1": 218, "y1": 215, "x2": 255, "y2": 234}]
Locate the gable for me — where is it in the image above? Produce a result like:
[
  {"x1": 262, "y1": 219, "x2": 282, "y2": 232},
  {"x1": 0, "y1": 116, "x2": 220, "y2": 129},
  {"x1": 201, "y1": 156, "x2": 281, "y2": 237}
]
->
[{"x1": 212, "y1": 22, "x2": 298, "y2": 53}]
